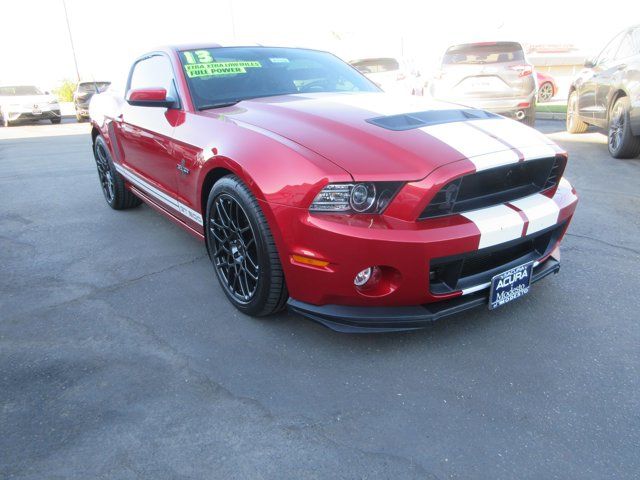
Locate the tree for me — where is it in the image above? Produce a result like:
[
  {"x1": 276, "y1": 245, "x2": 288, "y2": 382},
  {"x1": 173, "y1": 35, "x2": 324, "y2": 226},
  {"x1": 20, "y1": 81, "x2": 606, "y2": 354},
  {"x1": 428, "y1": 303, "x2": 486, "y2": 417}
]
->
[{"x1": 53, "y1": 79, "x2": 76, "y2": 102}]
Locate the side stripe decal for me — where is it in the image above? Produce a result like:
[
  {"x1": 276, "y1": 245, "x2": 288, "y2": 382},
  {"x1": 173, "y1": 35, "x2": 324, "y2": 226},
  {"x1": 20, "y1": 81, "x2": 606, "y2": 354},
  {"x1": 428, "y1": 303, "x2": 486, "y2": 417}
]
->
[{"x1": 114, "y1": 164, "x2": 204, "y2": 225}]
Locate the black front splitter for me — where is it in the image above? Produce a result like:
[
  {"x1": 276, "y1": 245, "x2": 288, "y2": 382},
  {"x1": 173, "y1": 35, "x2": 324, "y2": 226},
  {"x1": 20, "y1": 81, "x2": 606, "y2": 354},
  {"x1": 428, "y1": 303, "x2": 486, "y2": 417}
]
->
[{"x1": 287, "y1": 257, "x2": 560, "y2": 333}]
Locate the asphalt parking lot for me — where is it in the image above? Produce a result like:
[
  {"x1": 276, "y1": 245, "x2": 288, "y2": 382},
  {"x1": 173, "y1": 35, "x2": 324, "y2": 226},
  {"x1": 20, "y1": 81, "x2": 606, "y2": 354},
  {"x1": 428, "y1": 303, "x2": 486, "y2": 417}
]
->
[{"x1": 1, "y1": 119, "x2": 639, "y2": 479}]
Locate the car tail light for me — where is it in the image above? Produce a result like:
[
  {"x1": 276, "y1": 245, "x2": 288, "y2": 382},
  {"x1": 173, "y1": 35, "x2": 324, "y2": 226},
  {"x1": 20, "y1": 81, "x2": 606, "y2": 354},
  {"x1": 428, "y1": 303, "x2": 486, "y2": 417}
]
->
[{"x1": 510, "y1": 64, "x2": 533, "y2": 77}]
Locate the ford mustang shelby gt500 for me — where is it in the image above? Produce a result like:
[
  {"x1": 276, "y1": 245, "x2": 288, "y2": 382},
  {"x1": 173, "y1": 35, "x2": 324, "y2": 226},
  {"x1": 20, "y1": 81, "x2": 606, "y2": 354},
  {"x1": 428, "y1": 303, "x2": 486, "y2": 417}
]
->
[{"x1": 89, "y1": 44, "x2": 578, "y2": 331}]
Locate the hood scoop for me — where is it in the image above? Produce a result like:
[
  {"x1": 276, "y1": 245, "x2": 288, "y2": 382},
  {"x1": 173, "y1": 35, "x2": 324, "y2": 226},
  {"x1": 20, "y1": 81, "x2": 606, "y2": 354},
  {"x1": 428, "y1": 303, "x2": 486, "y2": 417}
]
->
[{"x1": 366, "y1": 108, "x2": 500, "y2": 131}]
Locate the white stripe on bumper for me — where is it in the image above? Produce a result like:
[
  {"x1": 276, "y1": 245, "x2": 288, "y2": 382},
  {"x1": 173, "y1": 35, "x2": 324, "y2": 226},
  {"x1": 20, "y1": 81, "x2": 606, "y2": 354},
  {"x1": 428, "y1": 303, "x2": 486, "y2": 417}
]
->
[
  {"x1": 114, "y1": 164, "x2": 204, "y2": 225},
  {"x1": 461, "y1": 204, "x2": 524, "y2": 249},
  {"x1": 509, "y1": 193, "x2": 560, "y2": 235}
]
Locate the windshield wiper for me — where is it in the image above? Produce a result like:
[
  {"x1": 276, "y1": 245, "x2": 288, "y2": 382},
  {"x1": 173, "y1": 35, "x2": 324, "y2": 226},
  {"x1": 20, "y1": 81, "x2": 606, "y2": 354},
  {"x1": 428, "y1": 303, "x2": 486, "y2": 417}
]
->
[{"x1": 198, "y1": 100, "x2": 241, "y2": 111}]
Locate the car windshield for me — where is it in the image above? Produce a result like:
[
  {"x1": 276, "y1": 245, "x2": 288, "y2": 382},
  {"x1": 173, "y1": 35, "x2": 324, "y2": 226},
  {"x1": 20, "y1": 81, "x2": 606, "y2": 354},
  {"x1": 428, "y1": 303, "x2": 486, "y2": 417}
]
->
[
  {"x1": 179, "y1": 47, "x2": 379, "y2": 109},
  {"x1": 443, "y1": 42, "x2": 524, "y2": 65},
  {"x1": 351, "y1": 58, "x2": 400, "y2": 74},
  {"x1": 78, "y1": 82, "x2": 110, "y2": 93},
  {"x1": 0, "y1": 85, "x2": 43, "y2": 96}
]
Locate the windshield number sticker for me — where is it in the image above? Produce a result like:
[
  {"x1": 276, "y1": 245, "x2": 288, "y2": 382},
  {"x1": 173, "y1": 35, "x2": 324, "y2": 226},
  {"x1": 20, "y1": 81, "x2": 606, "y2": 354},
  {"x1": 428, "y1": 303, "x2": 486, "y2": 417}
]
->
[{"x1": 183, "y1": 50, "x2": 214, "y2": 64}]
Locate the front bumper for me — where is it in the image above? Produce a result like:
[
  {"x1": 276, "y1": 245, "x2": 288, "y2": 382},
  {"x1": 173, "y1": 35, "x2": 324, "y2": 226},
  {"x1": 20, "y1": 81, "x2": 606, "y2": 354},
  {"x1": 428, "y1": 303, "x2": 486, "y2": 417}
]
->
[
  {"x1": 272, "y1": 178, "x2": 577, "y2": 306},
  {"x1": 75, "y1": 101, "x2": 90, "y2": 117},
  {"x1": 288, "y1": 256, "x2": 560, "y2": 332},
  {"x1": 4, "y1": 107, "x2": 60, "y2": 122}
]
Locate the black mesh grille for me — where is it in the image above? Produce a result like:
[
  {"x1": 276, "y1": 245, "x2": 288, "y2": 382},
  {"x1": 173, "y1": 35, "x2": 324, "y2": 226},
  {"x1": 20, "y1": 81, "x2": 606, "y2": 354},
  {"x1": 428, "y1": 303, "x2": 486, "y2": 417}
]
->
[
  {"x1": 429, "y1": 222, "x2": 565, "y2": 295},
  {"x1": 420, "y1": 156, "x2": 566, "y2": 219}
]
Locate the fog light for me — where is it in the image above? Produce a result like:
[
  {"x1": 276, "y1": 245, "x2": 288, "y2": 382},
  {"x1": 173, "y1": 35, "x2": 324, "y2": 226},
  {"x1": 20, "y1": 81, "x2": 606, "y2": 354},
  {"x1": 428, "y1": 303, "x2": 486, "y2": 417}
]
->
[
  {"x1": 354, "y1": 266, "x2": 382, "y2": 287},
  {"x1": 354, "y1": 267, "x2": 372, "y2": 286}
]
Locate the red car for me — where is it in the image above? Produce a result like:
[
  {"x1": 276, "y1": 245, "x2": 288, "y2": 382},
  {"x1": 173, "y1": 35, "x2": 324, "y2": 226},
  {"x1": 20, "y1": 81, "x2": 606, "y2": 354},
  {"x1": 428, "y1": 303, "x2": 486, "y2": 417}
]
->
[
  {"x1": 536, "y1": 71, "x2": 558, "y2": 103},
  {"x1": 89, "y1": 44, "x2": 578, "y2": 331}
]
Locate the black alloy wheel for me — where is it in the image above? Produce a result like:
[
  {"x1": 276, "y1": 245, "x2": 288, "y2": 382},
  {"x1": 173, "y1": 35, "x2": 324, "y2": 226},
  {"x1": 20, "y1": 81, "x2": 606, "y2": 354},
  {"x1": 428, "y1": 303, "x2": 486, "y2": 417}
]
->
[
  {"x1": 608, "y1": 96, "x2": 640, "y2": 159},
  {"x1": 209, "y1": 193, "x2": 260, "y2": 303},
  {"x1": 92, "y1": 135, "x2": 141, "y2": 209},
  {"x1": 95, "y1": 140, "x2": 116, "y2": 204},
  {"x1": 205, "y1": 175, "x2": 287, "y2": 316}
]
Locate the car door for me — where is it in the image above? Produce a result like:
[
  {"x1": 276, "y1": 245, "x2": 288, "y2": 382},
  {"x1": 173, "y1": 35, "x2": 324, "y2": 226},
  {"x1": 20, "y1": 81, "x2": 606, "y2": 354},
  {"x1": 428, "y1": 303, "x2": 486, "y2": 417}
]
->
[
  {"x1": 579, "y1": 31, "x2": 624, "y2": 123},
  {"x1": 594, "y1": 31, "x2": 635, "y2": 124},
  {"x1": 116, "y1": 54, "x2": 180, "y2": 206}
]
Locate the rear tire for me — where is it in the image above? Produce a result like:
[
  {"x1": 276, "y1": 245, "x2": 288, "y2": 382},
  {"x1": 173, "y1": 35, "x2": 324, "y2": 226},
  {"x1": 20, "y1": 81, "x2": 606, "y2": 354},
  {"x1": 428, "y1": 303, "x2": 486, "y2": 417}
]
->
[
  {"x1": 205, "y1": 175, "x2": 288, "y2": 317},
  {"x1": 608, "y1": 96, "x2": 640, "y2": 159},
  {"x1": 566, "y1": 91, "x2": 589, "y2": 134},
  {"x1": 537, "y1": 82, "x2": 554, "y2": 102},
  {"x1": 93, "y1": 136, "x2": 142, "y2": 209}
]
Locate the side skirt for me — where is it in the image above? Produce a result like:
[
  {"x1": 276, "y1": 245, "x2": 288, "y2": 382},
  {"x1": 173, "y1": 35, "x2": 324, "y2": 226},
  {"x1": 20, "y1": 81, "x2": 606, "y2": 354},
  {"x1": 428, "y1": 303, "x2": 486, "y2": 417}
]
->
[{"x1": 129, "y1": 185, "x2": 205, "y2": 241}]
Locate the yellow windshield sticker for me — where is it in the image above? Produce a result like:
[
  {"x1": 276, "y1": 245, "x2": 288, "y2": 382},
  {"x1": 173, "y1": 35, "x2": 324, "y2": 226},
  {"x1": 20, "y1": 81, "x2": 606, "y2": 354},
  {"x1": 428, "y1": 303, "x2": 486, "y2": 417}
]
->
[{"x1": 184, "y1": 61, "x2": 262, "y2": 78}]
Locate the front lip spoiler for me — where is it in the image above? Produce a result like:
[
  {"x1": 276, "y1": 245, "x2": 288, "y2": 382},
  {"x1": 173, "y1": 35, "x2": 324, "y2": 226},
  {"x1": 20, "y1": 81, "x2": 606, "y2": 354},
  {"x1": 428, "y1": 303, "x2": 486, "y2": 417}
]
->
[{"x1": 287, "y1": 256, "x2": 560, "y2": 333}]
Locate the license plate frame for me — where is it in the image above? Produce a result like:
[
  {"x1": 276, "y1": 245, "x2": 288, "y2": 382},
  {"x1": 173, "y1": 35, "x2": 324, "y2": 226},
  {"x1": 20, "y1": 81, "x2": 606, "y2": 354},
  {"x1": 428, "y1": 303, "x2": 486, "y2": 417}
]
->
[{"x1": 488, "y1": 261, "x2": 534, "y2": 310}]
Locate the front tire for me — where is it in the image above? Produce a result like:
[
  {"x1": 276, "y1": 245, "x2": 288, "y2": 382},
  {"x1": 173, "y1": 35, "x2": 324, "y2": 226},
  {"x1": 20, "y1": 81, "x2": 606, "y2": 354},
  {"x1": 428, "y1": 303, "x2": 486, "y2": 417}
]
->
[
  {"x1": 566, "y1": 91, "x2": 589, "y2": 134},
  {"x1": 93, "y1": 136, "x2": 142, "y2": 209},
  {"x1": 608, "y1": 96, "x2": 640, "y2": 159},
  {"x1": 206, "y1": 175, "x2": 288, "y2": 317}
]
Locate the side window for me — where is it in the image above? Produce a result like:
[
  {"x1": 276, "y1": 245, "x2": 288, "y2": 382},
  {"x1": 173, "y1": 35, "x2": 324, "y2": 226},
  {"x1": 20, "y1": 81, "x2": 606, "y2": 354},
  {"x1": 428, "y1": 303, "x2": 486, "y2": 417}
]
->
[
  {"x1": 616, "y1": 33, "x2": 635, "y2": 60},
  {"x1": 597, "y1": 32, "x2": 623, "y2": 66},
  {"x1": 129, "y1": 55, "x2": 176, "y2": 94}
]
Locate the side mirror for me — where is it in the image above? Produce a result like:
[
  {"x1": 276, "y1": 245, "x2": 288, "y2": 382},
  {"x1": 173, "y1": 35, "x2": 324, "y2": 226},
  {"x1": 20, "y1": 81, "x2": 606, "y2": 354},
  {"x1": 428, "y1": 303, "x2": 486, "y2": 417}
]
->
[
  {"x1": 126, "y1": 88, "x2": 176, "y2": 108},
  {"x1": 584, "y1": 58, "x2": 596, "y2": 68}
]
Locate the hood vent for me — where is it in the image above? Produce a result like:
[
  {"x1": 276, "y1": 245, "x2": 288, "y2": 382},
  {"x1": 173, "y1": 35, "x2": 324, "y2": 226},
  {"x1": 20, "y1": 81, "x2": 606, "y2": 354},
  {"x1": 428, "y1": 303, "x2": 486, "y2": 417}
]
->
[{"x1": 366, "y1": 109, "x2": 499, "y2": 131}]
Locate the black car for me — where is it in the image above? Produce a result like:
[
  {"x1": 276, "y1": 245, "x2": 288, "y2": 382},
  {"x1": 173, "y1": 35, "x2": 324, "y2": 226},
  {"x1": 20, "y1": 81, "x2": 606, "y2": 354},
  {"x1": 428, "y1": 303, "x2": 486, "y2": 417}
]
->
[
  {"x1": 567, "y1": 25, "x2": 640, "y2": 158},
  {"x1": 73, "y1": 81, "x2": 110, "y2": 121}
]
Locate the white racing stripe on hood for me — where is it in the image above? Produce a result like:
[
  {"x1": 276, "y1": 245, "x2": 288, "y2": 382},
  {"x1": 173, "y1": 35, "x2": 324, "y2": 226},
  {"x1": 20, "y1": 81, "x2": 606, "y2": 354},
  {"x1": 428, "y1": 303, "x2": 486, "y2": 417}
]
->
[
  {"x1": 467, "y1": 118, "x2": 557, "y2": 160},
  {"x1": 461, "y1": 204, "x2": 524, "y2": 249},
  {"x1": 420, "y1": 122, "x2": 520, "y2": 171},
  {"x1": 510, "y1": 193, "x2": 560, "y2": 235}
]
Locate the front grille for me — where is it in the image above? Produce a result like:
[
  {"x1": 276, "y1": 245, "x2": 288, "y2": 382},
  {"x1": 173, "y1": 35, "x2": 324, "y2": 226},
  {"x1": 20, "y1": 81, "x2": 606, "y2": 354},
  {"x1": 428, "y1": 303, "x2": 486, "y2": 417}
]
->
[
  {"x1": 429, "y1": 222, "x2": 565, "y2": 295},
  {"x1": 420, "y1": 156, "x2": 566, "y2": 219}
]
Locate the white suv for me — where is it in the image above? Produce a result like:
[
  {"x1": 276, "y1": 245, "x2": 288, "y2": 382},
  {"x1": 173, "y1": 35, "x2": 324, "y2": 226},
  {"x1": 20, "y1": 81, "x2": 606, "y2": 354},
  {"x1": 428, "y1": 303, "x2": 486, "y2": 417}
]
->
[{"x1": 0, "y1": 85, "x2": 61, "y2": 127}]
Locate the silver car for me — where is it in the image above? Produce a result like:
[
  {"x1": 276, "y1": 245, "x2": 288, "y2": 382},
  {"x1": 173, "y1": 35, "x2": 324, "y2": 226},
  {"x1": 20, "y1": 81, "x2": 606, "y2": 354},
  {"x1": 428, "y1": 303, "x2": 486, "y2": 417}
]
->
[{"x1": 429, "y1": 42, "x2": 537, "y2": 126}]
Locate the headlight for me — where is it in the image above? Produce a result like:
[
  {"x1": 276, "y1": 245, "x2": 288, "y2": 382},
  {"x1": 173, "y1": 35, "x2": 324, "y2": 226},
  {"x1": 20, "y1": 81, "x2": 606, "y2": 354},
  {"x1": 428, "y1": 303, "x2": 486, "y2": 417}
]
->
[{"x1": 310, "y1": 182, "x2": 403, "y2": 214}]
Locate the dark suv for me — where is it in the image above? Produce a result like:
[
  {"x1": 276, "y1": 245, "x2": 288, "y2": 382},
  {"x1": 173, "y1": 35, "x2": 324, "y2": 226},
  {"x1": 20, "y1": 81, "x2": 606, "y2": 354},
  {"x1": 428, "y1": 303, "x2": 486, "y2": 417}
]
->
[
  {"x1": 429, "y1": 41, "x2": 537, "y2": 126},
  {"x1": 567, "y1": 25, "x2": 640, "y2": 158},
  {"x1": 73, "y1": 81, "x2": 110, "y2": 121}
]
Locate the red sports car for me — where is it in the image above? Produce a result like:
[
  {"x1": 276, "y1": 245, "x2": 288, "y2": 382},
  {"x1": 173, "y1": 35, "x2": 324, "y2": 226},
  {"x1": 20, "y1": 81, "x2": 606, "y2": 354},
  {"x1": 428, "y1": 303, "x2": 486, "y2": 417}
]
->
[
  {"x1": 536, "y1": 71, "x2": 558, "y2": 103},
  {"x1": 89, "y1": 44, "x2": 578, "y2": 331}
]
